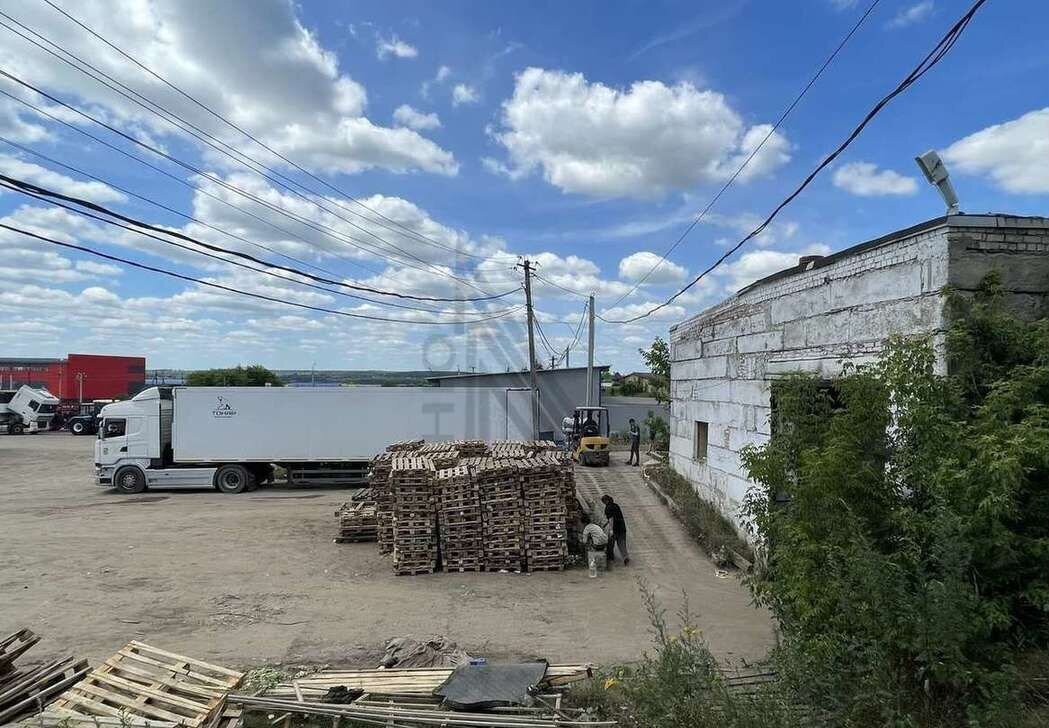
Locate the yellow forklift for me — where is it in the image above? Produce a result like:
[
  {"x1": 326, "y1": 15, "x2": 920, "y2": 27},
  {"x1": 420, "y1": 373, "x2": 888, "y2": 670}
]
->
[{"x1": 563, "y1": 406, "x2": 610, "y2": 466}]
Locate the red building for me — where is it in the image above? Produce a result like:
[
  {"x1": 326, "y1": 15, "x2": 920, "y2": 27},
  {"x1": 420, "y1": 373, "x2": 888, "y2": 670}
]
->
[{"x1": 0, "y1": 353, "x2": 146, "y2": 401}]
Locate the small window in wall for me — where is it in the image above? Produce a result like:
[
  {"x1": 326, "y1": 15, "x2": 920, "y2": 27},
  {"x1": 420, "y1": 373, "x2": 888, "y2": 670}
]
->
[{"x1": 693, "y1": 421, "x2": 709, "y2": 461}]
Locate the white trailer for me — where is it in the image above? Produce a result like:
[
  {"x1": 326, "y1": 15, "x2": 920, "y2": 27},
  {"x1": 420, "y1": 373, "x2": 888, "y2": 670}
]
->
[
  {"x1": 0, "y1": 385, "x2": 59, "y2": 434},
  {"x1": 94, "y1": 386, "x2": 535, "y2": 493}
]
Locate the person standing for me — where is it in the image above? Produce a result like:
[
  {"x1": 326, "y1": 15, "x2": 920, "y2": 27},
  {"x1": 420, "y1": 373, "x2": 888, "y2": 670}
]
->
[
  {"x1": 601, "y1": 494, "x2": 629, "y2": 566},
  {"x1": 627, "y1": 418, "x2": 641, "y2": 466}
]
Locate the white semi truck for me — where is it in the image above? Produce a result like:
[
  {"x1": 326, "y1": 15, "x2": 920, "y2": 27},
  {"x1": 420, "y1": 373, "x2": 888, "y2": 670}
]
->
[
  {"x1": 0, "y1": 385, "x2": 60, "y2": 434},
  {"x1": 95, "y1": 386, "x2": 536, "y2": 493}
]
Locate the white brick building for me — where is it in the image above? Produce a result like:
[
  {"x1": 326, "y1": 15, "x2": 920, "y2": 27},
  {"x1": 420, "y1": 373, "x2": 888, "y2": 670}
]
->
[{"x1": 669, "y1": 214, "x2": 1049, "y2": 536}]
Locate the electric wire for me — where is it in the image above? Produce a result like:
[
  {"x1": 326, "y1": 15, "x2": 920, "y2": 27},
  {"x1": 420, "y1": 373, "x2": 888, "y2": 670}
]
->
[
  {"x1": 38, "y1": 0, "x2": 491, "y2": 261},
  {"x1": 605, "y1": 0, "x2": 883, "y2": 308},
  {"x1": 0, "y1": 68, "x2": 496, "y2": 295},
  {"x1": 0, "y1": 172, "x2": 522, "y2": 303},
  {"x1": 0, "y1": 11, "x2": 491, "y2": 270},
  {"x1": 0, "y1": 179, "x2": 519, "y2": 317},
  {"x1": 599, "y1": 0, "x2": 989, "y2": 324},
  {"x1": 1, "y1": 222, "x2": 525, "y2": 326}
]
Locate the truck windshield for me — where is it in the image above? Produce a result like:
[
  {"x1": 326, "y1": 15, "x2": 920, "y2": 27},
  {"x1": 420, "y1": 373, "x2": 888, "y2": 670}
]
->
[
  {"x1": 101, "y1": 418, "x2": 126, "y2": 439},
  {"x1": 38, "y1": 403, "x2": 57, "y2": 414}
]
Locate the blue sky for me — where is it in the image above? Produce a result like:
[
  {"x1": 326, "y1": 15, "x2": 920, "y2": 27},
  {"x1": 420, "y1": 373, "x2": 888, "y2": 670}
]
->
[{"x1": 0, "y1": 0, "x2": 1046, "y2": 373}]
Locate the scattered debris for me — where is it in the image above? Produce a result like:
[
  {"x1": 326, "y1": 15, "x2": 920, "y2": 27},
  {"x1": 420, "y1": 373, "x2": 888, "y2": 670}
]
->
[
  {"x1": 40, "y1": 640, "x2": 243, "y2": 727},
  {"x1": 0, "y1": 628, "x2": 89, "y2": 725},
  {"x1": 379, "y1": 635, "x2": 471, "y2": 669}
]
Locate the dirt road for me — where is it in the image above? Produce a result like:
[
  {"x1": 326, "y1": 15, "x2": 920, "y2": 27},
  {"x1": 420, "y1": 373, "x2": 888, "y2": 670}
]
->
[{"x1": 0, "y1": 435, "x2": 773, "y2": 670}]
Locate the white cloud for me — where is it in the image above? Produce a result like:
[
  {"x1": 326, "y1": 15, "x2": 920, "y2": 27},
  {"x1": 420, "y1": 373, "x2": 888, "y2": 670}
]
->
[
  {"x1": 452, "y1": 84, "x2": 480, "y2": 107},
  {"x1": 832, "y1": 162, "x2": 918, "y2": 197},
  {"x1": 392, "y1": 105, "x2": 441, "y2": 131},
  {"x1": 599, "y1": 300, "x2": 687, "y2": 322},
  {"x1": 716, "y1": 244, "x2": 832, "y2": 292},
  {"x1": 489, "y1": 68, "x2": 791, "y2": 199},
  {"x1": 887, "y1": 1, "x2": 934, "y2": 29},
  {"x1": 617, "y1": 251, "x2": 688, "y2": 284},
  {"x1": 376, "y1": 35, "x2": 418, "y2": 60},
  {"x1": 0, "y1": 1, "x2": 452, "y2": 177},
  {"x1": 436, "y1": 66, "x2": 452, "y2": 83},
  {"x1": 0, "y1": 155, "x2": 126, "y2": 203},
  {"x1": 942, "y1": 108, "x2": 1049, "y2": 194}
]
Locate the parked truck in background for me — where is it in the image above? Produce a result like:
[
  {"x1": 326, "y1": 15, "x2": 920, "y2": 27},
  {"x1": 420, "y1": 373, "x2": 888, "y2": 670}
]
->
[
  {"x1": 0, "y1": 385, "x2": 60, "y2": 434},
  {"x1": 95, "y1": 386, "x2": 536, "y2": 493}
]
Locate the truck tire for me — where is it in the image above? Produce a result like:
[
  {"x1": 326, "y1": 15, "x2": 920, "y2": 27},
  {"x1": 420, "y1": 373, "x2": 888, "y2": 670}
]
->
[
  {"x1": 114, "y1": 466, "x2": 147, "y2": 494},
  {"x1": 10, "y1": 422, "x2": 23, "y2": 435},
  {"x1": 71, "y1": 421, "x2": 85, "y2": 435},
  {"x1": 214, "y1": 464, "x2": 253, "y2": 494}
]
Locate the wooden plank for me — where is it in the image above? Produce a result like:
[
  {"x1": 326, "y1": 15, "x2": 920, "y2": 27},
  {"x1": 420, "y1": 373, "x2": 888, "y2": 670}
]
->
[
  {"x1": 90, "y1": 671, "x2": 212, "y2": 712},
  {"x1": 104, "y1": 657, "x2": 227, "y2": 700},
  {"x1": 127, "y1": 642, "x2": 243, "y2": 680},
  {"x1": 115, "y1": 649, "x2": 233, "y2": 688},
  {"x1": 68, "y1": 681, "x2": 195, "y2": 723}
]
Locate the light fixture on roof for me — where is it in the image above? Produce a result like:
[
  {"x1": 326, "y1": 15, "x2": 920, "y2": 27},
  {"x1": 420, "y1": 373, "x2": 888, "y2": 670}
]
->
[{"x1": 914, "y1": 150, "x2": 961, "y2": 215}]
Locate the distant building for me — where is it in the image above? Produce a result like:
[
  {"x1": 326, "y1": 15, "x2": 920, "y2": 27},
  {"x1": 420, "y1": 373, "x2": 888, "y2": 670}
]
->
[
  {"x1": 669, "y1": 214, "x2": 1049, "y2": 536},
  {"x1": 0, "y1": 353, "x2": 146, "y2": 401},
  {"x1": 427, "y1": 365, "x2": 609, "y2": 440}
]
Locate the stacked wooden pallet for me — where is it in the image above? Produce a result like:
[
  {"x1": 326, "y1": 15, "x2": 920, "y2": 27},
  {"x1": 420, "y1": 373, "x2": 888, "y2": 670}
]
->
[
  {"x1": 435, "y1": 465, "x2": 484, "y2": 572},
  {"x1": 390, "y1": 457, "x2": 438, "y2": 575},
  {"x1": 369, "y1": 452, "x2": 395, "y2": 554},
  {"x1": 40, "y1": 641, "x2": 242, "y2": 728},
  {"x1": 529, "y1": 439, "x2": 561, "y2": 454},
  {"x1": 488, "y1": 441, "x2": 529, "y2": 459},
  {"x1": 454, "y1": 439, "x2": 488, "y2": 457},
  {"x1": 0, "y1": 628, "x2": 89, "y2": 725},
  {"x1": 476, "y1": 458, "x2": 526, "y2": 572},
  {"x1": 334, "y1": 488, "x2": 378, "y2": 543},
  {"x1": 518, "y1": 458, "x2": 568, "y2": 571},
  {"x1": 386, "y1": 439, "x2": 424, "y2": 453},
  {"x1": 430, "y1": 449, "x2": 460, "y2": 470}
]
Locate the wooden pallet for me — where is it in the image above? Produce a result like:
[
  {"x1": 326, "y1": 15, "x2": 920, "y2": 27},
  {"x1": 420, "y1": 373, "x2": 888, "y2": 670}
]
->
[
  {"x1": 42, "y1": 641, "x2": 242, "y2": 728},
  {"x1": 0, "y1": 627, "x2": 90, "y2": 725}
]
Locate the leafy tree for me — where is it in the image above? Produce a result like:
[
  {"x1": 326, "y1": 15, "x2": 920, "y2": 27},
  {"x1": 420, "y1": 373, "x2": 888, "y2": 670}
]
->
[
  {"x1": 639, "y1": 336, "x2": 670, "y2": 404},
  {"x1": 643, "y1": 410, "x2": 669, "y2": 451},
  {"x1": 739, "y1": 273, "x2": 1049, "y2": 726},
  {"x1": 185, "y1": 365, "x2": 283, "y2": 387}
]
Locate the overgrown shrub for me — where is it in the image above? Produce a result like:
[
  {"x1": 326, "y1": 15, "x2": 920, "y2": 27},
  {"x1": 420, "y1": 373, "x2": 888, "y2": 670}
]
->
[
  {"x1": 565, "y1": 582, "x2": 801, "y2": 728},
  {"x1": 739, "y1": 273, "x2": 1049, "y2": 726}
]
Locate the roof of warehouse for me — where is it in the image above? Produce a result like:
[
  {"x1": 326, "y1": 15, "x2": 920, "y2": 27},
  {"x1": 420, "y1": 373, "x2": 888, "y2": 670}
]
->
[
  {"x1": 0, "y1": 357, "x2": 63, "y2": 365},
  {"x1": 737, "y1": 213, "x2": 1049, "y2": 296},
  {"x1": 426, "y1": 364, "x2": 610, "y2": 382}
]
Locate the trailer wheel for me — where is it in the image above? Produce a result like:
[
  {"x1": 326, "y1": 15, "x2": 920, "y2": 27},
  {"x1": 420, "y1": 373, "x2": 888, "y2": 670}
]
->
[
  {"x1": 71, "y1": 421, "x2": 85, "y2": 435},
  {"x1": 10, "y1": 422, "x2": 24, "y2": 435},
  {"x1": 214, "y1": 464, "x2": 252, "y2": 494},
  {"x1": 114, "y1": 466, "x2": 146, "y2": 494}
]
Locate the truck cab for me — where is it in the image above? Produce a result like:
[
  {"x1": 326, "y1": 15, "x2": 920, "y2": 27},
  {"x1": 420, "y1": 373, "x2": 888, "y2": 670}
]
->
[
  {"x1": 94, "y1": 387, "x2": 169, "y2": 490},
  {"x1": 0, "y1": 386, "x2": 60, "y2": 434}
]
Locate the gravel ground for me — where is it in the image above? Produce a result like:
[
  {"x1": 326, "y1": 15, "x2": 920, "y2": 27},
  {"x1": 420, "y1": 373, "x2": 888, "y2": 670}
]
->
[{"x1": 0, "y1": 434, "x2": 773, "y2": 670}]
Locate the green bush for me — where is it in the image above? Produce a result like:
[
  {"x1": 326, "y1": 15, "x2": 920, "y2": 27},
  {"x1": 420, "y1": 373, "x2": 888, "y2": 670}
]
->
[{"x1": 739, "y1": 273, "x2": 1049, "y2": 726}]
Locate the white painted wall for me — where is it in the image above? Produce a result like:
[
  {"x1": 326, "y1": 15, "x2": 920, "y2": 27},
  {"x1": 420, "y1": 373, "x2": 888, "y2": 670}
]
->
[{"x1": 669, "y1": 216, "x2": 1049, "y2": 538}]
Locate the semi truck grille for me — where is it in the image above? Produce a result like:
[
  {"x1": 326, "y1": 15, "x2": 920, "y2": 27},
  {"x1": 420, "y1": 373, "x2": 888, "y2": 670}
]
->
[{"x1": 37, "y1": 418, "x2": 48, "y2": 427}]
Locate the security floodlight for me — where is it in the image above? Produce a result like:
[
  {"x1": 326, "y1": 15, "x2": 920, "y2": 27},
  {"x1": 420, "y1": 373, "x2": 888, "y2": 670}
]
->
[{"x1": 914, "y1": 150, "x2": 961, "y2": 215}]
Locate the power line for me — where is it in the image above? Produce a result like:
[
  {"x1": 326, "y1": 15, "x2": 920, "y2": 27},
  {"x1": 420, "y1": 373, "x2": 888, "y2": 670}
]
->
[
  {"x1": 532, "y1": 272, "x2": 591, "y2": 300},
  {"x1": 0, "y1": 10, "x2": 491, "y2": 269},
  {"x1": 1, "y1": 223, "x2": 525, "y2": 326},
  {"x1": 0, "y1": 68, "x2": 494, "y2": 294},
  {"x1": 0, "y1": 178, "x2": 519, "y2": 317},
  {"x1": 606, "y1": 0, "x2": 882, "y2": 309},
  {"x1": 600, "y1": 0, "x2": 988, "y2": 325},
  {"x1": 0, "y1": 172, "x2": 521, "y2": 303},
  {"x1": 38, "y1": 0, "x2": 490, "y2": 262}
]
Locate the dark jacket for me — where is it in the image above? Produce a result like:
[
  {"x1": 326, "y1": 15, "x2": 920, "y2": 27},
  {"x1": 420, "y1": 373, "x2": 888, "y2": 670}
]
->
[{"x1": 604, "y1": 501, "x2": 626, "y2": 536}]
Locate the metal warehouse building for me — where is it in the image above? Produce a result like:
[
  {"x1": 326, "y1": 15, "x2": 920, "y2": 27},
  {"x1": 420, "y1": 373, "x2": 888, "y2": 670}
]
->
[
  {"x1": 669, "y1": 214, "x2": 1049, "y2": 537},
  {"x1": 0, "y1": 353, "x2": 146, "y2": 401},
  {"x1": 427, "y1": 365, "x2": 608, "y2": 440}
]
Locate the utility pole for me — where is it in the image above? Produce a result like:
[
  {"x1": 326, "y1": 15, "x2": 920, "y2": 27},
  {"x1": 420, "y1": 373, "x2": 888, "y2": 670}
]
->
[
  {"x1": 550, "y1": 354, "x2": 556, "y2": 370},
  {"x1": 75, "y1": 372, "x2": 86, "y2": 405},
  {"x1": 518, "y1": 258, "x2": 540, "y2": 439},
  {"x1": 565, "y1": 346, "x2": 569, "y2": 368},
  {"x1": 311, "y1": 361, "x2": 316, "y2": 387},
  {"x1": 586, "y1": 295, "x2": 595, "y2": 406}
]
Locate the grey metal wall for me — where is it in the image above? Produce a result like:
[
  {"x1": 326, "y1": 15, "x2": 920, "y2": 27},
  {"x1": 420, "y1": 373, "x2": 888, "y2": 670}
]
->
[{"x1": 430, "y1": 367, "x2": 605, "y2": 440}]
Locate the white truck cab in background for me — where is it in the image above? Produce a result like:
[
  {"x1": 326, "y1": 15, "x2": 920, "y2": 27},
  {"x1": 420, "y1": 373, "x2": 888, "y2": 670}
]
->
[
  {"x1": 0, "y1": 385, "x2": 60, "y2": 434},
  {"x1": 96, "y1": 385, "x2": 536, "y2": 494}
]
